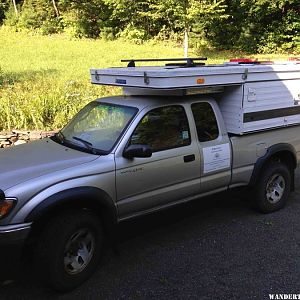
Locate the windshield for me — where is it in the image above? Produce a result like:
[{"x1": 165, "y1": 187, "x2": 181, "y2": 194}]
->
[{"x1": 60, "y1": 102, "x2": 138, "y2": 154}]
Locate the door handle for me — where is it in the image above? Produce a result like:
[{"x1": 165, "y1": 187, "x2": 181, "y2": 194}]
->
[{"x1": 183, "y1": 154, "x2": 195, "y2": 163}]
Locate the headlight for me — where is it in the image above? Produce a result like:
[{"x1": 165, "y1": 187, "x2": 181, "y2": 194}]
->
[{"x1": 0, "y1": 190, "x2": 17, "y2": 219}]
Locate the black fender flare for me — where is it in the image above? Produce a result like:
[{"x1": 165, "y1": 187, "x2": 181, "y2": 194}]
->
[
  {"x1": 25, "y1": 187, "x2": 118, "y2": 227},
  {"x1": 249, "y1": 143, "x2": 297, "y2": 188}
]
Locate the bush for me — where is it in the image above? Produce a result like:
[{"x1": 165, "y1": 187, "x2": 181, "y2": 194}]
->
[
  {"x1": 99, "y1": 27, "x2": 116, "y2": 41},
  {"x1": 4, "y1": 6, "x2": 19, "y2": 27},
  {"x1": 118, "y1": 25, "x2": 149, "y2": 44},
  {"x1": 40, "y1": 18, "x2": 63, "y2": 35}
]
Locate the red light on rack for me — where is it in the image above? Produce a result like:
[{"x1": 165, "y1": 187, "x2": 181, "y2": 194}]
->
[
  {"x1": 229, "y1": 58, "x2": 274, "y2": 65},
  {"x1": 230, "y1": 58, "x2": 258, "y2": 63},
  {"x1": 288, "y1": 57, "x2": 300, "y2": 61}
]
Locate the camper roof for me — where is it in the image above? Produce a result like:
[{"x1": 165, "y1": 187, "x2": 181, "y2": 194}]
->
[{"x1": 90, "y1": 58, "x2": 300, "y2": 93}]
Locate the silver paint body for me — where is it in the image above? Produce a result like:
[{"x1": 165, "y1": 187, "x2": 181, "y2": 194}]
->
[{"x1": 1, "y1": 95, "x2": 300, "y2": 228}]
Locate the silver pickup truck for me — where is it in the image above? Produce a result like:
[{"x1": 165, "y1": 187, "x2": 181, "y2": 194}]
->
[{"x1": 0, "y1": 95, "x2": 299, "y2": 291}]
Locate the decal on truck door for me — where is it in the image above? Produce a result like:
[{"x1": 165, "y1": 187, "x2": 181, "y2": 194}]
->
[{"x1": 203, "y1": 143, "x2": 231, "y2": 174}]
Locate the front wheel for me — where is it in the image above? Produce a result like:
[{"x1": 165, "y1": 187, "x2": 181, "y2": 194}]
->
[
  {"x1": 36, "y1": 210, "x2": 103, "y2": 291},
  {"x1": 253, "y1": 161, "x2": 291, "y2": 213}
]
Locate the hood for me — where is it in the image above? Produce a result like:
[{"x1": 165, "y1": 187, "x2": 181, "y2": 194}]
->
[{"x1": 0, "y1": 138, "x2": 98, "y2": 191}]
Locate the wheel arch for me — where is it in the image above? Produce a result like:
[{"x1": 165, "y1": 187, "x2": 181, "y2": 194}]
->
[
  {"x1": 25, "y1": 187, "x2": 117, "y2": 237},
  {"x1": 249, "y1": 143, "x2": 297, "y2": 189}
]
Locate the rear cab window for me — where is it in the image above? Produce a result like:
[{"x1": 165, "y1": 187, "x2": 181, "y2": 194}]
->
[{"x1": 191, "y1": 102, "x2": 219, "y2": 142}]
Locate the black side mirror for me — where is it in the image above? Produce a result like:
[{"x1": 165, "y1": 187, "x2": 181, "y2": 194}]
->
[{"x1": 123, "y1": 144, "x2": 152, "y2": 159}]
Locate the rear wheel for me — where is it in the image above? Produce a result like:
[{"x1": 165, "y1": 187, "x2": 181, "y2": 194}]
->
[
  {"x1": 36, "y1": 210, "x2": 103, "y2": 291},
  {"x1": 253, "y1": 161, "x2": 291, "y2": 213}
]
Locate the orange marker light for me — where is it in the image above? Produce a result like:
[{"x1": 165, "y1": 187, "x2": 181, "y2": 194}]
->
[
  {"x1": 0, "y1": 200, "x2": 15, "y2": 218},
  {"x1": 197, "y1": 78, "x2": 205, "y2": 84}
]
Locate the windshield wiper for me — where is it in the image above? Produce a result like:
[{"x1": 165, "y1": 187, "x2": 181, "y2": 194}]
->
[
  {"x1": 72, "y1": 136, "x2": 94, "y2": 150},
  {"x1": 72, "y1": 136, "x2": 107, "y2": 155}
]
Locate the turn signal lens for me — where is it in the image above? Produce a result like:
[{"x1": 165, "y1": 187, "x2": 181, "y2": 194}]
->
[
  {"x1": 197, "y1": 78, "x2": 205, "y2": 84},
  {"x1": 0, "y1": 199, "x2": 16, "y2": 219}
]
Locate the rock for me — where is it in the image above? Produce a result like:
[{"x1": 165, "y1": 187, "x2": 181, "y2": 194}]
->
[
  {"x1": 41, "y1": 131, "x2": 56, "y2": 138},
  {"x1": 29, "y1": 131, "x2": 42, "y2": 140},
  {"x1": 13, "y1": 140, "x2": 27, "y2": 146},
  {"x1": 19, "y1": 135, "x2": 30, "y2": 140},
  {"x1": 12, "y1": 130, "x2": 29, "y2": 135},
  {"x1": 0, "y1": 135, "x2": 9, "y2": 140},
  {"x1": 10, "y1": 136, "x2": 18, "y2": 143},
  {"x1": 0, "y1": 130, "x2": 58, "y2": 147}
]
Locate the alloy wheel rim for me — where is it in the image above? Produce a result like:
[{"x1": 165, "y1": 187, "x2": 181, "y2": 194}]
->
[
  {"x1": 64, "y1": 228, "x2": 95, "y2": 275},
  {"x1": 266, "y1": 174, "x2": 285, "y2": 204}
]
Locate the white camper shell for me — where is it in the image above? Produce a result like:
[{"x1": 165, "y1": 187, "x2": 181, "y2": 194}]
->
[{"x1": 90, "y1": 58, "x2": 300, "y2": 135}]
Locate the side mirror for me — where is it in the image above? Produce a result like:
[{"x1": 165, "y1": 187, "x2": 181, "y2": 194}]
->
[{"x1": 123, "y1": 144, "x2": 152, "y2": 159}]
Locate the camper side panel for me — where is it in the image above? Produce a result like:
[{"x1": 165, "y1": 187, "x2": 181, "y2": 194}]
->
[
  {"x1": 242, "y1": 79, "x2": 300, "y2": 133},
  {"x1": 217, "y1": 85, "x2": 244, "y2": 134}
]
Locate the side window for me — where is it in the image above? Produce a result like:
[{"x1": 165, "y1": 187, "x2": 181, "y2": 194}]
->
[
  {"x1": 130, "y1": 105, "x2": 191, "y2": 152},
  {"x1": 191, "y1": 102, "x2": 219, "y2": 142}
]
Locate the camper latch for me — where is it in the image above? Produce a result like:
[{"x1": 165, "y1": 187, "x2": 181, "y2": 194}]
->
[
  {"x1": 144, "y1": 72, "x2": 150, "y2": 85},
  {"x1": 95, "y1": 71, "x2": 100, "y2": 82},
  {"x1": 242, "y1": 68, "x2": 249, "y2": 80}
]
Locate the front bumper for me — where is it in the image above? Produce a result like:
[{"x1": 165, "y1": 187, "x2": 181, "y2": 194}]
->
[
  {"x1": 0, "y1": 223, "x2": 32, "y2": 244},
  {"x1": 0, "y1": 224, "x2": 32, "y2": 279}
]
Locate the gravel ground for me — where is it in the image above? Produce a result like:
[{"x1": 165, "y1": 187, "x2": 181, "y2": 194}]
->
[{"x1": 1, "y1": 170, "x2": 300, "y2": 300}]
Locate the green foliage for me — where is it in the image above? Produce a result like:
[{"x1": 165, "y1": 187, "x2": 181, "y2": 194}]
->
[
  {"x1": 0, "y1": 30, "x2": 183, "y2": 131},
  {"x1": 1, "y1": 0, "x2": 299, "y2": 56},
  {"x1": 0, "y1": 0, "x2": 9, "y2": 25},
  {"x1": 0, "y1": 30, "x2": 292, "y2": 131},
  {"x1": 59, "y1": 0, "x2": 111, "y2": 38},
  {"x1": 4, "y1": 0, "x2": 63, "y2": 34},
  {"x1": 4, "y1": 3, "x2": 20, "y2": 27},
  {"x1": 118, "y1": 24, "x2": 149, "y2": 44},
  {"x1": 206, "y1": 0, "x2": 300, "y2": 53}
]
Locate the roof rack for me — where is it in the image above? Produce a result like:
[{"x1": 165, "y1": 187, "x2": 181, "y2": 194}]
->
[{"x1": 121, "y1": 57, "x2": 207, "y2": 68}]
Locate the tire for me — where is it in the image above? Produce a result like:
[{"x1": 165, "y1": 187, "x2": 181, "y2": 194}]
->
[
  {"x1": 253, "y1": 161, "x2": 291, "y2": 213},
  {"x1": 35, "y1": 210, "x2": 103, "y2": 292}
]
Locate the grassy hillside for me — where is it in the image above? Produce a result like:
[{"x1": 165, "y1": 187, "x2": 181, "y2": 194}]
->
[
  {"x1": 0, "y1": 29, "x2": 290, "y2": 131},
  {"x1": 0, "y1": 30, "x2": 186, "y2": 130}
]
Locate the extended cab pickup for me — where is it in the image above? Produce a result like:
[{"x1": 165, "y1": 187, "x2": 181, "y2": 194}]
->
[
  {"x1": 1, "y1": 59, "x2": 300, "y2": 291},
  {"x1": 0, "y1": 95, "x2": 299, "y2": 291}
]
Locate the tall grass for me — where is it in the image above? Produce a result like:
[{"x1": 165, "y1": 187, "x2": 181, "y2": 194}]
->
[
  {"x1": 0, "y1": 29, "x2": 290, "y2": 131},
  {"x1": 0, "y1": 30, "x2": 186, "y2": 130}
]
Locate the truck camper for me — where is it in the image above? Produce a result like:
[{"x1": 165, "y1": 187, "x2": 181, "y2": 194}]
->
[{"x1": 1, "y1": 57, "x2": 300, "y2": 291}]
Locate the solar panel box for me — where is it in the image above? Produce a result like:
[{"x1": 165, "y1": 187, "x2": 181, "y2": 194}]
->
[{"x1": 90, "y1": 62, "x2": 300, "y2": 135}]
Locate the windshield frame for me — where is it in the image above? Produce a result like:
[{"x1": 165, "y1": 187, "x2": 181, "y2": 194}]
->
[{"x1": 52, "y1": 101, "x2": 139, "y2": 155}]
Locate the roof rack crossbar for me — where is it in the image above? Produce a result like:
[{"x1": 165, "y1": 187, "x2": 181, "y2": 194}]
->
[{"x1": 121, "y1": 57, "x2": 207, "y2": 68}]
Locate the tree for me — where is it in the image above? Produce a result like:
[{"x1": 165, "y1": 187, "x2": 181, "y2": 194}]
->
[
  {"x1": 52, "y1": 0, "x2": 59, "y2": 17},
  {"x1": 104, "y1": 0, "x2": 158, "y2": 41},
  {"x1": 206, "y1": 0, "x2": 300, "y2": 53},
  {"x1": 147, "y1": 0, "x2": 227, "y2": 56},
  {"x1": 0, "y1": 0, "x2": 10, "y2": 24},
  {"x1": 11, "y1": 0, "x2": 17, "y2": 15},
  {"x1": 60, "y1": 0, "x2": 111, "y2": 38}
]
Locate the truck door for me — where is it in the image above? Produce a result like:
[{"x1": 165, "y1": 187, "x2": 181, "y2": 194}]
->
[
  {"x1": 191, "y1": 101, "x2": 232, "y2": 193},
  {"x1": 115, "y1": 104, "x2": 201, "y2": 220}
]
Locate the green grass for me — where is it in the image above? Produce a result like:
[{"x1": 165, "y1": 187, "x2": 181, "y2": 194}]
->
[
  {"x1": 0, "y1": 28, "x2": 291, "y2": 131},
  {"x1": 0, "y1": 29, "x2": 186, "y2": 130}
]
